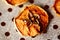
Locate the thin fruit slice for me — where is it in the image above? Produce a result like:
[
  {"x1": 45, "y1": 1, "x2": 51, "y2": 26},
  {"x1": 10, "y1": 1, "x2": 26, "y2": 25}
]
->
[
  {"x1": 54, "y1": 0, "x2": 60, "y2": 14},
  {"x1": 6, "y1": 0, "x2": 28, "y2": 5},
  {"x1": 15, "y1": 4, "x2": 49, "y2": 36}
]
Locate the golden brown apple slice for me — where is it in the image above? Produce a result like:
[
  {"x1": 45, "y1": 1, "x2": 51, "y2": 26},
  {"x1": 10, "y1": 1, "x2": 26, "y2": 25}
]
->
[
  {"x1": 53, "y1": 0, "x2": 60, "y2": 14},
  {"x1": 15, "y1": 4, "x2": 48, "y2": 36},
  {"x1": 6, "y1": 0, "x2": 28, "y2": 5}
]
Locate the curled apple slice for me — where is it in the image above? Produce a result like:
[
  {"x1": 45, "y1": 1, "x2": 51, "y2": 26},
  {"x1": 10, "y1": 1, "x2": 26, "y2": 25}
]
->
[{"x1": 15, "y1": 4, "x2": 49, "y2": 36}]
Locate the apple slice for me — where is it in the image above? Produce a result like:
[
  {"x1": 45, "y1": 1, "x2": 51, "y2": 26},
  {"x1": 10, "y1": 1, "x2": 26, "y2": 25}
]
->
[
  {"x1": 54, "y1": 0, "x2": 60, "y2": 14},
  {"x1": 6, "y1": 0, "x2": 28, "y2": 5},
  {"x1": 15, "y1": 4, "x2": 49, "y2": 36}
]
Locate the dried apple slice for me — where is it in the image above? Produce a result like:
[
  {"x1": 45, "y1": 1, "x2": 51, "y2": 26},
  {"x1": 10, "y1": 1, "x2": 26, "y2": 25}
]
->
[
  {"x1": 15, "y1": 4, "x2": 49, "y2": 36},
  {"x1": 53, "y1": 0, "x2": 60, "y2": 14},
  {"x1": 6, "y1": 0, "x2": 28, "y2": 5}
]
